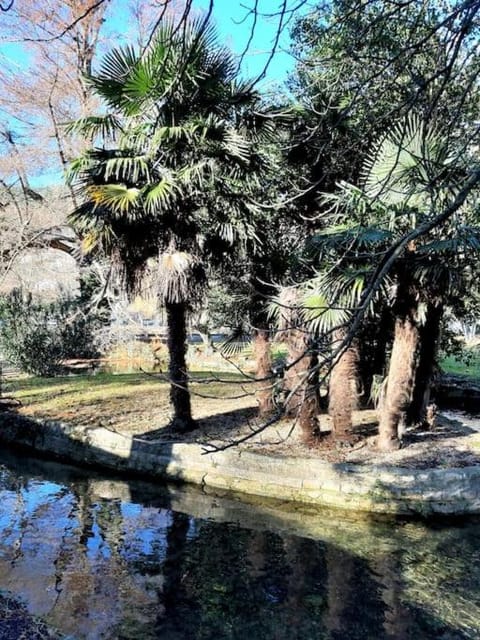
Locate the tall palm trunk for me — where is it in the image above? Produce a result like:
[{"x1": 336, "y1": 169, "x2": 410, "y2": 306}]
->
[
  {"x1": 358, "y1": 308, "x2": 392, "y2": 407},
  {"x1": 328, "y1": 328, "x2": 360, "y2": 441},
  {"x1": 250, "y1": 273, "x2": 275, "y2": 417},
  {"x1": 166, "y1": 301, "x2": 194, "y2": 432},
  {"x1": 253, "y1": 328, "x2": 274, "y2": 416},
  {"x1": 378, "y1": 289, "x2": 420, "y2": 451},
  {"x1": 407, "y1": 302, "x2": 443, "y2": 426},
  {"x1": 284, "y1": 328, "x2": 320, "y2": 444}
]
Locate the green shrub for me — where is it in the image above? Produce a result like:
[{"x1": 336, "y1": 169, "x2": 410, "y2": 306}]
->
[{"x1": 0, "y1": 290, "x2": 100, "y2": 377}]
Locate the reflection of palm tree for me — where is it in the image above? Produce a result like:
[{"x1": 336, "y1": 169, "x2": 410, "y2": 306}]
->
[
  {"x1": 157, "y1": 511, "x2": 191, "y2": 637},
  {"x1": 69, "y1": 19, "x2": 276, "y2": 431},
  {"x1": 324, "y1": 545, "x2": 355, "y2": 634},
  {"x1": 370, "y1": 552, "x2": 411, "y2": 637}
]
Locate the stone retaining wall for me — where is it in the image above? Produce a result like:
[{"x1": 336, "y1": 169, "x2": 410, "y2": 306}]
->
[{"x1": 1, "y1": 412, "x2": 479, "y2": 516}]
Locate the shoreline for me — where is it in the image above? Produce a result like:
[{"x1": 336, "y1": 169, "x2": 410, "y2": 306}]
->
[{"x1": 1, "y1": 411, "x2": 480, "y2": 516}]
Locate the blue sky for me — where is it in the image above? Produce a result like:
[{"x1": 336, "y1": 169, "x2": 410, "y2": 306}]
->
[
  {"x1": 195, "y1": 0, "x2": 298, "y2": 86},
  {"x1": 0, "y1": 0, "x2": 301, "y2": 90},
  {"x1": 0, "y1": 0, "x2": 304, "y2": 186}
]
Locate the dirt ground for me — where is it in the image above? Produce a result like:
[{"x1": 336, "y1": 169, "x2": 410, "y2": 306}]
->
[
  {"x1": 10, "y1": 373, "x2": 480, "y2": 470},
  {"x1": 138, "y1": 405, "x2": 480, "y2": 469}
]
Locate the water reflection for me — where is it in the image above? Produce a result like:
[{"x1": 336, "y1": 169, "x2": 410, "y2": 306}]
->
[{"x1": 0, "y1": 449, "x2": 479, "y2": 639}]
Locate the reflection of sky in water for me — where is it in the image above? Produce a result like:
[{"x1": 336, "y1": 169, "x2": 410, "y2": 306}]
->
[
  {"x1": 0, "y1": 452, "x2": 479, "y2": 640},
  {"x1": 120, "y1": 502, "x2": 171, "y2": 560},
  {"x1": 86, "y1": 514, "x2": 111, "y2": 561}
]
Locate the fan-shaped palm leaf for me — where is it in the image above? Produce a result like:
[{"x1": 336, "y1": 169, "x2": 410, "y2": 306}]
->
[
  {"x1": 218, "y1": 324, "x2": 252, "y2": 357},
  {"x1": 88, "y1": 184, "x2": 141, "y2": 215},
  {"x1": 301, "y1": 292, "x2": 350, "y2": 335},
  {"x1": 362, "y1": 113, "x2": 457, "y2": 210},
  {"x1": 143, "y1": 177, "x2": 179, "y2": 214}
]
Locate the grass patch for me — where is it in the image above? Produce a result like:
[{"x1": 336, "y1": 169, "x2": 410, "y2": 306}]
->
[
  {"x1": 441, "y1": 353, "x2": 480, "y2": 380},
  {"x1": 4, "y1": 370, "x2": 255, "y2": 435}
]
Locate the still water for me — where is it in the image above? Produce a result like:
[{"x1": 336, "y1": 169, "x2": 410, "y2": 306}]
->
[{"x1": 0, "y1": 448, "x2": 479, "y2": 640}]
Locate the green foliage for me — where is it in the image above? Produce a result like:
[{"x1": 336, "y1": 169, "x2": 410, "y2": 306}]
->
[
  {"x1": 297, "y1": 112, "x2": 478, "y2": 330},
  {"x1": 0, "y1": 290, "x2": 99, "y2": 377},
  {"x1": 441, "y1": 350, "x2": 480, "y2": 379},
  {"x1": 286, "y1": 0, "x2": 480, "y2": 248},
  {"x1": 68, "y1": 18, "x2": 280, "y2": 301}
]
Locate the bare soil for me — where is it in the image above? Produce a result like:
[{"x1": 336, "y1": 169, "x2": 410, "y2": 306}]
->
[
  {"x1": 139, "y1": 406, "x2": 480, "y2": 469},
  {"x1": 11, "y1": 373, "x2": 480, "y2": 470}
]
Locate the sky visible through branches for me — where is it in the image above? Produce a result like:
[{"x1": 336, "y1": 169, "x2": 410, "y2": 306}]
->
[
  {"x1": 0, "y1": 2, "x2": 302, "y2": 89},
  {"x1": 0, "y1": 0, "x2": 307, "y2": 186}
]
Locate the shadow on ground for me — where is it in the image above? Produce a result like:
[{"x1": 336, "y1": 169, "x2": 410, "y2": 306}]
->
[{"x1": 137, "y1": 406, "x2": 259, "y2": 443}]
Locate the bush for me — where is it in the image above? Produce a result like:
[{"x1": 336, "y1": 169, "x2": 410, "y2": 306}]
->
[{"x1": 0, "y1": 290, "x2": 100, "y2": 377}]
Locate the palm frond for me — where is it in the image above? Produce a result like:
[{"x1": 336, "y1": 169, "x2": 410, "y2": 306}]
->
[
  {"x1": 362, "y1": 113, "x2": 454, "y2": 209},
  {"x1": 301, "y1": 292, "x2": 350, "y2": 335},
  {"x1": 65, "y1": 154, "x2": 94, "y2": 184},
  {"x1": 149, "y1": 124, "x2": 199, "y2": 148},
  {"x1": 218, "y1": 325, "x2": 252, "y2": 357},
  {"x1": 104, "y1": 155, "x2": 150, "y2": 183},
  {"x1": 177, "y1": 158, "x2": 216, "y2": 189},
  {"x1": 64, "y1": 114, "x2": 123, "y2": 141},
  {"x1": 87, "y1": 45, "x2": 141, "y2": 114},
  {"x1": 418, "y1": 226, "x2": 480, "y2": 255},
  {"x1": 310, "y1": 224, "x2": 392, "y2": 256},
  {"x1": 143, "y1": 177, "x2": 179, "y2": 214},
  {"x1": 88, "y1": 184, "x2": 141, "y2": 216},
  {"x1": 221, "y1": 127, "x2": 251, "y2": 163}
]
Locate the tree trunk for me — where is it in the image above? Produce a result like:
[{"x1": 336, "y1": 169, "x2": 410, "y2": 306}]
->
[
  {"x1": 358, "y1": 308, "x2": 392, "y2": 407},
  {"x1": 284, "y1": 328, "x2": 320, "y2": 444},
  {"x1": 407, "y1": 302, "x2": 443, "y2": 426},
  {"x1": 253, "y1": 328, "x2": 274, "y2": 416},
  {"x1": 166, "y1": 301, "x2": 194, "y2": 432},
  {"x1": 328, "y1": 328, "x2": 360, "y2": 442},
  {"x1": 378, "y1": 310, "x2": 420, "y2": 451},
  {"x1": 195, "y1": 328, "x2": 213, "y2": 356}
]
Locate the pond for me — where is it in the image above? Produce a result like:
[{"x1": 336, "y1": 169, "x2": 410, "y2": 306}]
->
[{"x1": 0, "y1": 447, "x2": 479, "y2": 640}]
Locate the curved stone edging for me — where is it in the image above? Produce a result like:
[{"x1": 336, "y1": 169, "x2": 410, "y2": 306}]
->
[{"x1": 0, "y1": 412, "x2": 479, "y2": 516}]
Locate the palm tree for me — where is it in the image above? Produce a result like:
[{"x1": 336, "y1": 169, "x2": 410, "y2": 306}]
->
[
  {"x1": 362, "y1": 116, "x2": 472, "y2": 449},
  {"x1": 268, "y1": 286, "x2": 322, "y2": 443},
  {"x1": 310, "y1": 115, "x2": 479, "y2": 450},
  {"x1": 294, "y1": 226, "x2": 390, "y2": 443},
  {"x1": 67, "y1": 18, "x2": 277, "y2": 432}
]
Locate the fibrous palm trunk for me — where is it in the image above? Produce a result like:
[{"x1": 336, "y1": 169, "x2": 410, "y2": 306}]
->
[
  {"x1": 328, "y1": 328, "x2": 360, "y2": 442},
  {"x1": 378, "y1": 303, "x2": 420, "y2": 451},
  {"x1": 253, "y1": 328, "x2": 274, "y2": 416},
  {"x1": 166, "y1": 301, "x2": 194, "y2": 432},
  {"x1": 284, "y1": 328, "x2": 320, "y2": 444},
  {"x1": 406, "y1": 302, "x2": 443, "y2": 426}
]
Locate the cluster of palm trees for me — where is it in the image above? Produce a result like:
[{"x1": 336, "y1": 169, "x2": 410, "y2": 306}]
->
[
  {"x1": 68, "y1": 18, "x2": 480, "y2": 450},
  {"x1": 291, "y1": 115, "x2": 480, "y2": 450}
]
